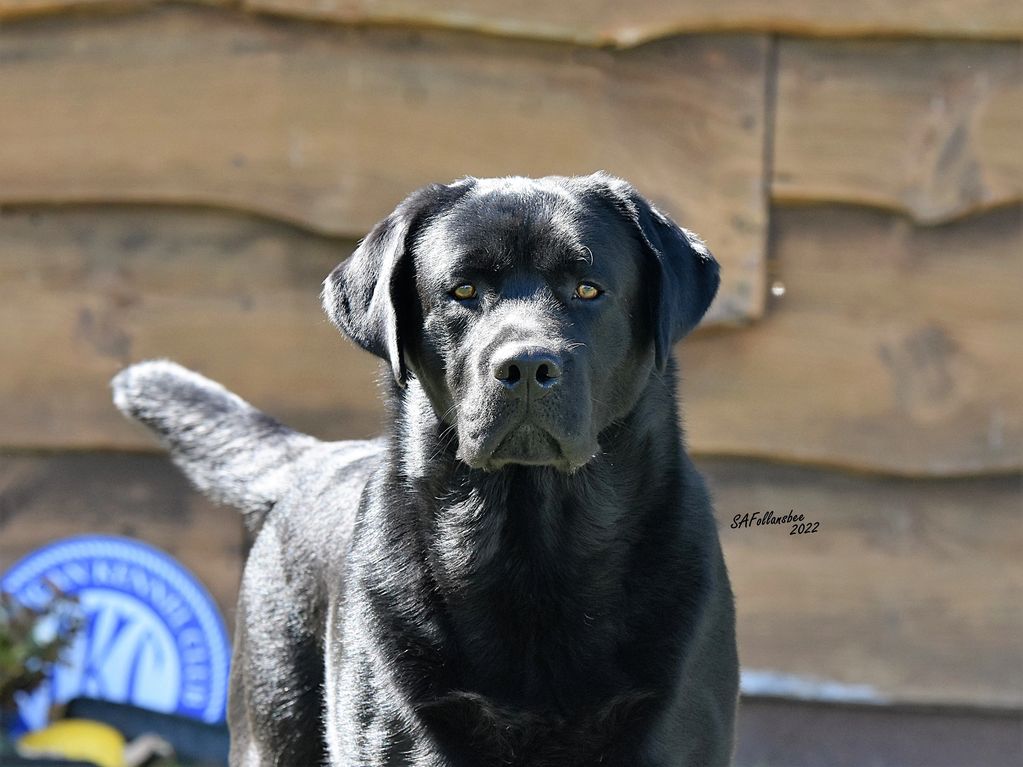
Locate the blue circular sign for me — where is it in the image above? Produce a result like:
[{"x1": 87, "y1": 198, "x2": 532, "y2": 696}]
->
[{"x1": 1, "y1": 535, "x2": 231, "y2": 729}]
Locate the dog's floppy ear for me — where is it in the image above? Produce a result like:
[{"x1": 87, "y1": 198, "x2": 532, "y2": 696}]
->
[
  {"x1": 322, "y1": 179, "x2": 475, "y2": 386},
  {"x1": 588, "y1": 174, "x2": 720, "y2": 370}
]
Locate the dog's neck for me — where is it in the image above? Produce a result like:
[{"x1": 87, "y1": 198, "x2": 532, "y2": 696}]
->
[
  {"x1": 377, "y1": 367, "x2": 701, "y2": 715},
  {"x1": 399, "y1": 371, "x2": 683, "y2": 566}
]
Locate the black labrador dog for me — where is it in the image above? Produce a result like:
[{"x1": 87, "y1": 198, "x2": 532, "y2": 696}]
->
[{"x1": 112, "y1": 173, "x2": 738, "y2": 766}]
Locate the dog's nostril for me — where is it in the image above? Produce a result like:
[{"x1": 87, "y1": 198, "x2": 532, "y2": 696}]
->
[
  {"x1": 536, "y1": 358, "x2": 562, "y2": 387},
  {"x1": 496, "y1": 362, "x2": 521, "y2": 386}
]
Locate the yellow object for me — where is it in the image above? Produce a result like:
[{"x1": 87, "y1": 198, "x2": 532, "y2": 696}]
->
[{"x1": 18, "y1": 719, "x2": 125, "y2": 767}]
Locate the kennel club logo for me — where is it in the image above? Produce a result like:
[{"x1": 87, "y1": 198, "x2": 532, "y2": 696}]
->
[{"x1": 1, "y1": 535, "x2": 230, "y2": 730}]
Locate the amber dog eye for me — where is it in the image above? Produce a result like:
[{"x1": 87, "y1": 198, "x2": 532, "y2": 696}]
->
[
  {"x1": 452, "y1": 284, "x2": 477, "y2": 300},
  {"x1": 575, "y1": 282, "x2": 602, "y2": 300}
]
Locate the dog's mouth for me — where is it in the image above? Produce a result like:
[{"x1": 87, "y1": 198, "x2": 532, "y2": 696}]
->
[
  {"x1": 455, "y1": 400, "x2": 598, "y2": 473},
  {"x1": 487, "y1": 423, "x2": 562, "y2": 468},
  {"x1": 467, "y1": 419, "x2": 598, "y2": 473}
]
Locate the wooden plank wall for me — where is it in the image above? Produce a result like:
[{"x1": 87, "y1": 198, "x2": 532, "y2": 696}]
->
[
  {"x1": 0, "y1": 0, "x2": 1020, "y2": 714},
  {"x1": 2, "y1": 0, "x2": 1022, "y2": 41}
]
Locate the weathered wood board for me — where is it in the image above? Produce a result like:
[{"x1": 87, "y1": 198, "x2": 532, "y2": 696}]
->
[
  {"x1": 1, "y1": 1, "x2": 1020, "y2": 43},
  {"x1": 708, "y1": 458, "x2": 1023, "y2": 708},
  {"x1": 3, "y1": 452, "x2": 1018, "y2": 707},
  {"x1": 774, "y1": 39, "x2": 1023, "y2": 223},
  {"x1": 0, "y1": 452, "x2": 245, "y2": 631},
  {"x1": 736, "y1": 697, "x2": 1023, "y2": 767},
  {"x1": 678, "y1": 204, "x2": 1022, "y2": 475},
  {"x1": 243, "y1": 0, "x2": 1023, "y2": 43},
  {"x1": 1, "y1": 203, "x2": 1019, "y2": 475},
  {"x1": 0, "y1": 5, "x2": 768, "y2": 324},
  {"x1": 0, "y1": 207, "x2": 385, "y2": 448}
]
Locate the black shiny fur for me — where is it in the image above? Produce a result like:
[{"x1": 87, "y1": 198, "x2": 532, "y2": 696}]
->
[{"x1": 113, "y1": 173, "x2": 738, "y2": 766}]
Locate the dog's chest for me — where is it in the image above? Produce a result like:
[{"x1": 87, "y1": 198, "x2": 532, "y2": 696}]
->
[{"x1": 416, "y1": 687, "x2": 657, "y2": 766}]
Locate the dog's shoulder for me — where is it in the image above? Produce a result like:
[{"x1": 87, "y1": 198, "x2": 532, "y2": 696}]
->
[{"x1": 246, "y1": 438, "x2": 387, "y2": 625}]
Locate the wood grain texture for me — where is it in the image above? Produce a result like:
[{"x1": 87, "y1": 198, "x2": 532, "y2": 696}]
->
[
  {"x1": 0, "y1": 5, "x2": 768, "y2": 324},
  {"x1": 735, "y1": 697, "x2": 1023, "y2": 767},
  {"x1": 0, "y1": 0, "x2": 226, "y2": 22},
  {"x1": 0, "y1": 0, "x2": 119, "y2": 19},
  {"x1": 243, "y1": 0, "x2": 1023, "y2": 43},
  {"x1": 774, "y1": 39, "x2": 1023, "y2": 223},
  {"x1": 706, "y1": 458, "x2": 1023, "y2": 708},
  {"x1": 2, "y1": 1, "x2": 1020, "y2": 43},
  {"x1": 0, "y1": 207, "x2": 386, "y2": 450},
  {"x1": 678, "y1": 204, "x2": 1022, "y2": 475},
  {"x1": 1, "y1": 203, "x2": 1019, "y2": 475},
  {"x1": 0, "y1": 452, "x2": 245, "y2": 632}
]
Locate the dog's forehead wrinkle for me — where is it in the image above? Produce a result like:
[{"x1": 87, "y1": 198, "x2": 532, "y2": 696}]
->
[
  {"x1": 415, "y1": 182, "x2": 621, "y2": 287},
  {"x1": 427, "y1": 182, "x2": 587, "y2": 266},
  {"x1": 471, "y1": 174, "x2": 583, "y2": 204}
]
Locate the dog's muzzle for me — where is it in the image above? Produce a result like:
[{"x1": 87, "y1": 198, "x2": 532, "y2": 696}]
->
[{"x1": 468, "y1": 344, "x2": 590, "y2": 470}]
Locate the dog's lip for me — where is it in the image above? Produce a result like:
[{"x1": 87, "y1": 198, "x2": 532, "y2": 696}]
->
[
  {"x1": 467, "y1": 408, "x2": 527, "y2": 458},
  {"x1": 458, "y1": 410, "x2": 555, "y2": 467},
  {"x1": 459, "y1": 409, "x2": 598, "y2": 472},
  {"x1": 489, "y1": 422, "x2": 562, "y2": 466}
]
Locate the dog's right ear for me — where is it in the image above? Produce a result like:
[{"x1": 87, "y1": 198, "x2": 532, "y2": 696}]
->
[{"x1": 322, "y1": 179, "x2": 475, "y2": 387}]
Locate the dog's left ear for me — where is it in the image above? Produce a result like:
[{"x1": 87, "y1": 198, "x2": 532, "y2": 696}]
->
[
  {"x1": 322, "y1": 179, "x2": 475, "y2": 387},
  {"x1": 633, "y1": 198, "x2": 720, "y2": 369},
  {"x1": 588, "y1": 174, "x2": 720, "y2": 370}
]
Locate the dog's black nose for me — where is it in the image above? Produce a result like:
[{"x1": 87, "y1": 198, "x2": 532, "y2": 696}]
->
[{"x1": 493, "y1": 349, "x2": 562, "y2": 399}]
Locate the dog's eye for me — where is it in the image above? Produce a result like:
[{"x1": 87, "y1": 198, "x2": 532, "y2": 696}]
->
[
  {"x1": 451, "y1": 284, "x2": 477, "y2": 300},
  {"x1": 575, "y1": 282, "x2": 602, "y2": 300}
]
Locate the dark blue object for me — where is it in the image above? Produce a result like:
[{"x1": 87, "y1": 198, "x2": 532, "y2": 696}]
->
[{"x1": 65, "y1": 697, "x2": 228, "y2": 765}]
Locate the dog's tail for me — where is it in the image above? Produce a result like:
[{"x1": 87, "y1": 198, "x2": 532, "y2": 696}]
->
[{"x1": 111, "y1": 360, "x2": 318, "y2": 533}]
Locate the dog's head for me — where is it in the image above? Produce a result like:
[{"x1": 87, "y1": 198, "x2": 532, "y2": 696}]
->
[{"x1": 323, "y1": 173, "x2": 718, "y2": 472}]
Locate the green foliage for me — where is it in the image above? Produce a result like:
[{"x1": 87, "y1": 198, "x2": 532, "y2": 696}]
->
[{"x1": 0, "y1": 585, "x2": 84, "y2": 712}]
